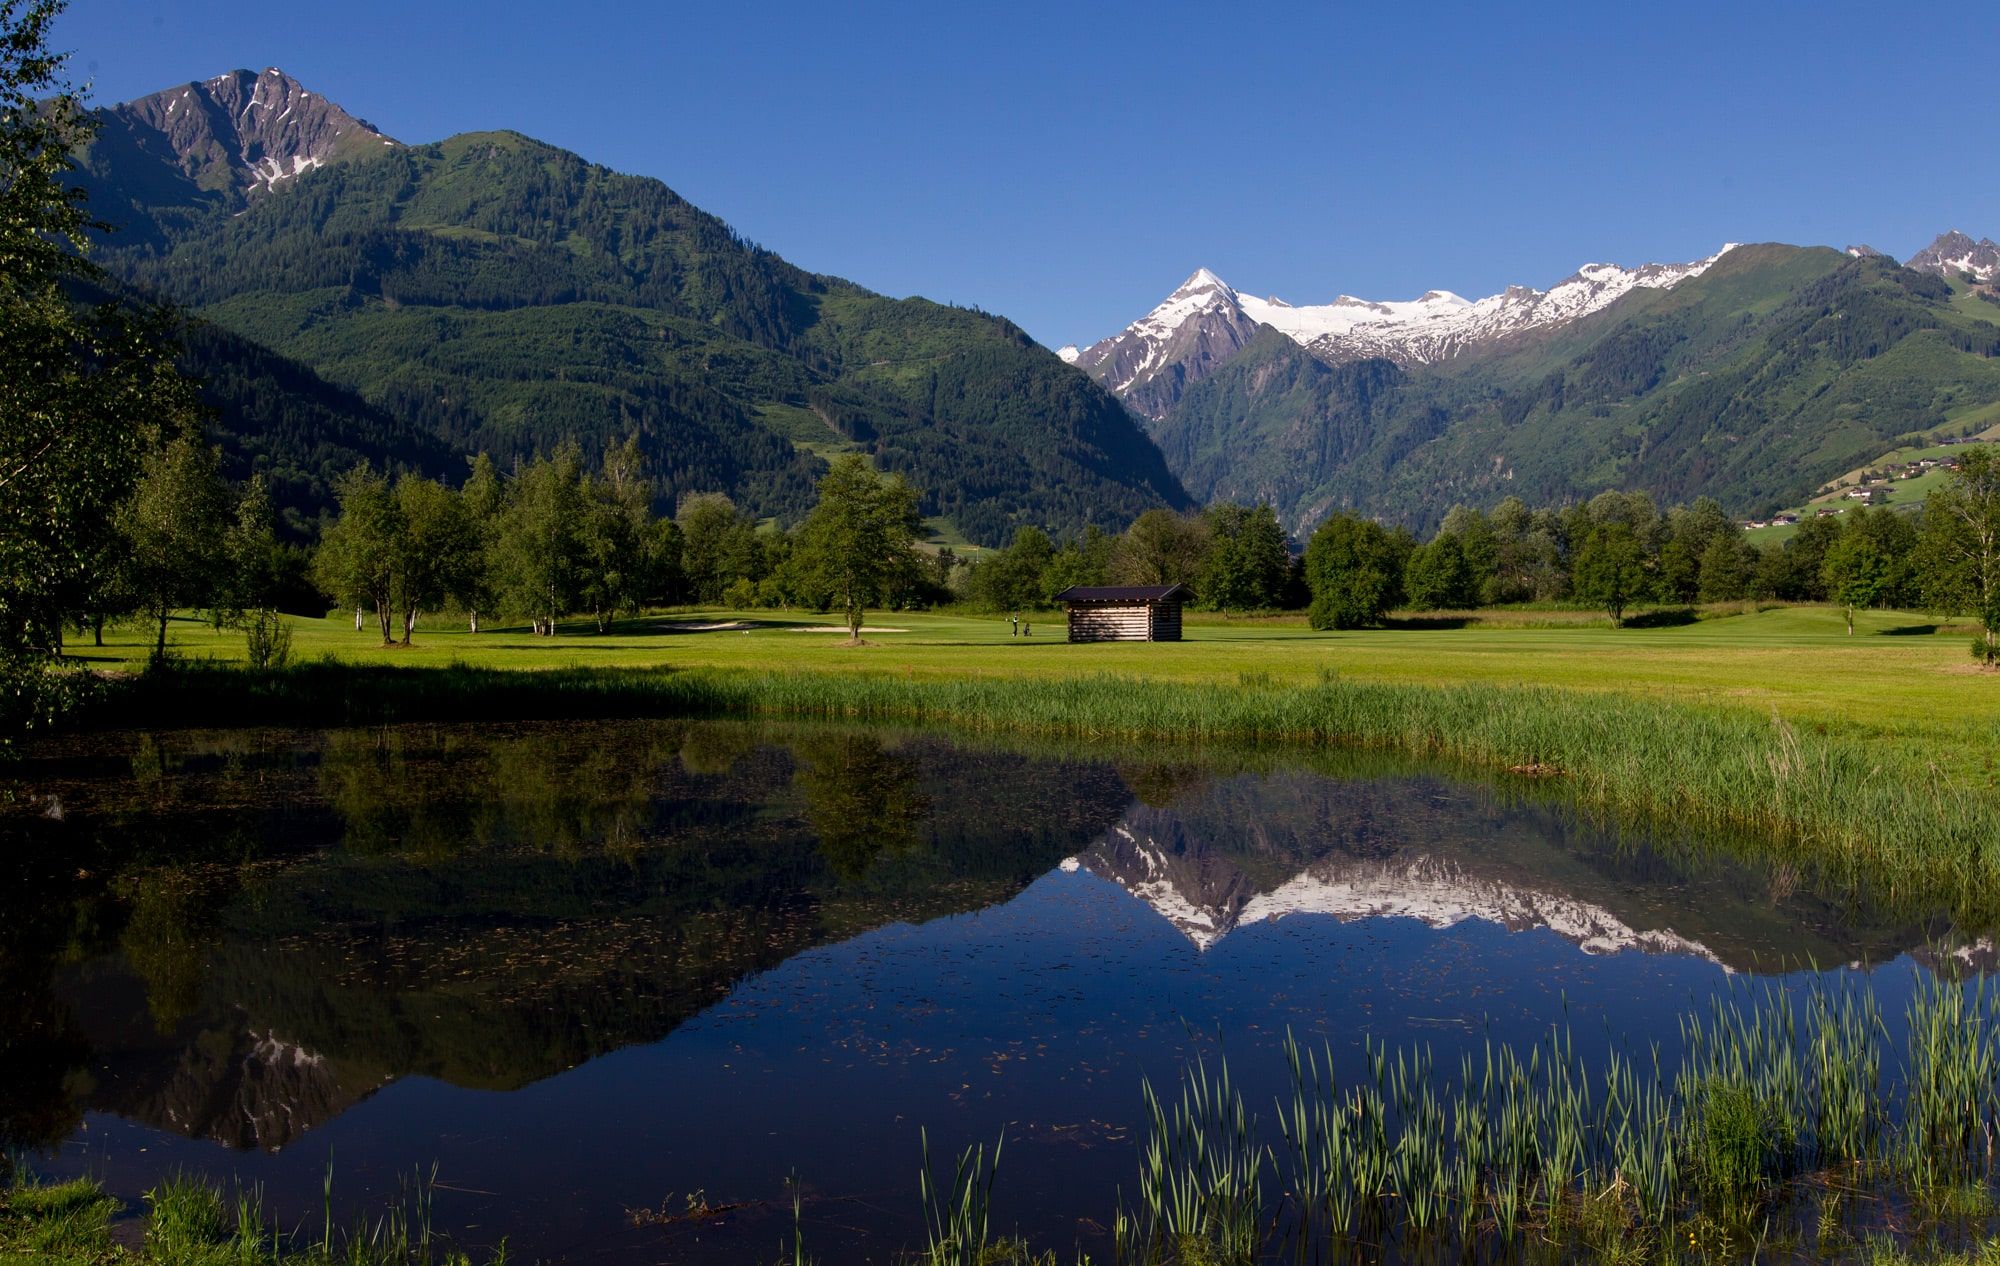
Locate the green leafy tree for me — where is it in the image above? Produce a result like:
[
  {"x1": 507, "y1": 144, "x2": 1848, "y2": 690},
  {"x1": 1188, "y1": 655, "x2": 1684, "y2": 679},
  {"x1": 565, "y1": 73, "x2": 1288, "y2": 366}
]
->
[
  {"x1": 1574, "y1": 522, "x2": 1647, "y2": 625},
  {"x1": 223, "y1": 474, "x2": 296, "y2": 667},
  {"x1": 393, "y1": 474, "x2": 481, "y2": 644},
  {"x1": 1437, "y1": 506, "x2": 1500, "y2": 603},
  {"x1": 1403, "y1": 534, "x2": 1477, "y2": 611},
  {"x1": 1920, "y1": 447, "x2": 2000, "y2": 662},
  {"x1": 1696, "y1": 533, "x2": 1753, "y2": 603},
  {"x1": 794, "y1": 455, "x2": 922, "y2": 642},
  {"x1": 677, "y1": 492, "x2": 763, "y2": 604},
  {"x1": 1821, "y1": 533, "x2": 1888, "y2": 636},
  {"x1": 1111, "y1": 509, "x2": 1211, "y2": 589},
  {"x1": 118, "y1": 436, "x2": 230, "y2": 664},
  {"x1": 459, "y1": 452, "x2": 504, "y2": 631},
  {"x1": 312, "y1": 464, "x2": 402, "y2": 644},
  {"x1": 578, "y1": 436, "x2": 656, "y2": 632},
  {"x1": 0, "y1": 0, "x2": 202, "y2": 658},
  {"x1": 491, "y1": 447, "x2": 587, "y2": 635},
  {"x1": 1303, "y1": 512, "x2": 1407, "y2": 630},
  {"x1": 969, "y1": 525, "x2": 1054, "y2": 612},
  {"x1": 1198, "y1": 503, "x2": 1290, "y2": 613},
  {"x1": 1041, "y1": 525, "x2": 1114, "y2": 601}
]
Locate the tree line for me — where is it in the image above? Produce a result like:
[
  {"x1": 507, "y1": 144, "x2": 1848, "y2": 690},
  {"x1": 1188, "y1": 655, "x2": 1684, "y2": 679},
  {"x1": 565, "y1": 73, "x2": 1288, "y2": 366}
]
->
[
  {"x1": 964, "y1": 470, "x2": 2000, "y2": 658},
  {"x1": 310, "y1": 442, "x2": 920, "y2": 640}
]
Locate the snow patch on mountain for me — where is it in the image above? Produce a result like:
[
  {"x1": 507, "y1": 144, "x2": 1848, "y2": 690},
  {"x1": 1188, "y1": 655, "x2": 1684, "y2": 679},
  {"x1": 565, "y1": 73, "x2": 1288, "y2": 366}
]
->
[
  {"x1": 1906, "y1": 229, "x2": 2000, "y2": 282},
  {"x1": 1238, "y1": 246, "x2": 1735, "y2": 367},
  {"x1": 1071, "y1": 246, "x2": 1737, "y2": 416}
]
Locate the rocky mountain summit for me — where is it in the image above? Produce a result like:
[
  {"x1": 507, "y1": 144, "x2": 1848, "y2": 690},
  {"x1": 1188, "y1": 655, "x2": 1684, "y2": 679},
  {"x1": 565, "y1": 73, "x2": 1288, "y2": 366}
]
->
[
  {"x1": 1905, "y1": 229, "x2": 2000, "y2": 282},
  {"x1": 1071, "y1": 247, "x2": 1735, "y2": 418},
  {"x1": 92, "y1": 67, "x2": 396, "y2": 202}
]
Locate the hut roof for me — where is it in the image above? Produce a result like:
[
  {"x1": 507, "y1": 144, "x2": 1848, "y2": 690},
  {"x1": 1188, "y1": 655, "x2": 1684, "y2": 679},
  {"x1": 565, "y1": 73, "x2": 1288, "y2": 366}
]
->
[{"x1": 1053, "y1": 584, "x2": 1188, "y2": 603}]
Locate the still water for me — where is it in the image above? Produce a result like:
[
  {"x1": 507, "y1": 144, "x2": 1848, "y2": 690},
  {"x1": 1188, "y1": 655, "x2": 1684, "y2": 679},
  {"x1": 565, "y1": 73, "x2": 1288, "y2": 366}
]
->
[{"x1": 0, "y1": 720, "x2": 1982, "y2": 1261}]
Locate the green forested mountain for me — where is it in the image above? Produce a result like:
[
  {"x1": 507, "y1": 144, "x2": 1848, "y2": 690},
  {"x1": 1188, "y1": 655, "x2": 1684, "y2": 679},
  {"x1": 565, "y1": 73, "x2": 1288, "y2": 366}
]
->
[
  {"x1": 1151, "y1": 244, "x2": 2000, "y2": 532},
  {"x1": 77, "y1": 76, "x2": 1190, "y2": 543}
]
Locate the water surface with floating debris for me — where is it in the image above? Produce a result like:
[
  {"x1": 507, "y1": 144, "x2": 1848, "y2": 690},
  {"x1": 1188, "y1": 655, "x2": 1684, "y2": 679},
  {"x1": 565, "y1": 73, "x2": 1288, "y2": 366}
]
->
[{"x1": 1, "y1": 719, "x2": 1988, "y2": 1262}]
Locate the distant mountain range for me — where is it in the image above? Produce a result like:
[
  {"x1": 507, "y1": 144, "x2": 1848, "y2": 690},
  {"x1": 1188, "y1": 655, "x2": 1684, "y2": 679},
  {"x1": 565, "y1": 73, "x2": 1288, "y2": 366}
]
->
[
  {"x1": 68, "y1": 67, "x2": 2000, "y2": 540},
  {"x1": 1071, "y1": 233, "x2": 2000, "y2": 530},
  {"x1": 1064, "y1": 247, "x2": 1737, "y2": 420},
  {"x1": 75, "y1": 69, "x2": 1189, "y2": 542}
]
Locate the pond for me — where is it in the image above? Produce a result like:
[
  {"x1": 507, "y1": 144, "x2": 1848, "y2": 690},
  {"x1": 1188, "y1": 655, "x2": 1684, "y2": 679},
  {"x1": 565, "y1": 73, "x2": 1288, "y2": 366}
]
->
[{"x1": 0, "y1": 719, "x2": 1989, "y2": 1262}]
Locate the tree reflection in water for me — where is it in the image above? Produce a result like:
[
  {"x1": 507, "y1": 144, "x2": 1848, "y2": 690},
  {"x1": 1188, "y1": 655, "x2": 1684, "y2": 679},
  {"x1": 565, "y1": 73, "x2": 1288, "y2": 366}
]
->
[{"x1": 793, "y1": 733, "x2": 932, "y2": 881}]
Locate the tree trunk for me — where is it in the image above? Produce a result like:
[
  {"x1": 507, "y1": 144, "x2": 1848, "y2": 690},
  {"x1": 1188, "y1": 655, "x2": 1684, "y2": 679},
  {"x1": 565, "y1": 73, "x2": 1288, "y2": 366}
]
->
[
  {"x1": 376, "y1": 600, "x2": 394, "y2": 646},
  {"x1": 401, "y1": 607, "x2": 417, "y2": 646},
  {"x1": 92, "y1": 614, "x2": 103, "y2": 647},
  {"x1": 848, "y1": 601, "x2": 862, "y2": 642},
  {"x1": 1847, "y1": 606, "x2": 1855, "y2": 635},
  {"x1": 469, "y1": 609, "x2": 479, "y2": 634},
  {"x1": 354, "y1": 606, "x2": 364, "y2": 632},
  {"x1": 153, "y1": 604, "x2": 169, "y2": 664}
]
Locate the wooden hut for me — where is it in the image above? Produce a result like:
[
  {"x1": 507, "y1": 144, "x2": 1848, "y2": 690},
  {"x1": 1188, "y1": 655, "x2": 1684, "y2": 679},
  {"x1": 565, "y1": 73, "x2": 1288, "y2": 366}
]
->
[{"x1": 1053, "y1": 584, "x2": 1186, "y2": 643}]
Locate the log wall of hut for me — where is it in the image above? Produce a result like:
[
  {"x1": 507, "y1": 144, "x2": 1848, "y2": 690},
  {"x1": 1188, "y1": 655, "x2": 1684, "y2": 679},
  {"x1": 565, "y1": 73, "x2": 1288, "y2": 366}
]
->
[{"x1": 1065, "y1": 602, "x2": 1182, "y2": 643}]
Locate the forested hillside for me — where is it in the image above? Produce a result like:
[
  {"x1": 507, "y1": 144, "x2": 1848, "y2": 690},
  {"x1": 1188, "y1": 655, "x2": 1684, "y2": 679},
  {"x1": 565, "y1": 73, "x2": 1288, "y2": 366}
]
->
[
  {"x1": 1151, "y1": 246, "x2": 2000, "y2": 533},
  {"x1": 78, "y1": 104, "x2": 1189, "y2": 543}
]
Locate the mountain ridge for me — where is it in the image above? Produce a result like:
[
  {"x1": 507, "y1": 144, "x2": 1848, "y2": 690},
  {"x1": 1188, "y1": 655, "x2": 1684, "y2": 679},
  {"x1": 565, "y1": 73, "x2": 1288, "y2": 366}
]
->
[
  {"x1": 76, "y1": 71, "x2": 1191, "y2": 543},
  {"x1": 1072, "y1": 246, "x2": 1737, "y2": 419}
]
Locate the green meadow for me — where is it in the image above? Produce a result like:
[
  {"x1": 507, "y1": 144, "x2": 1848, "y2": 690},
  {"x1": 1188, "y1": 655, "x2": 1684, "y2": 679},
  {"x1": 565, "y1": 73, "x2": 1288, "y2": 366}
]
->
[{"x1": 65, "y1": 602, "x2": 1999, "y2": 761}]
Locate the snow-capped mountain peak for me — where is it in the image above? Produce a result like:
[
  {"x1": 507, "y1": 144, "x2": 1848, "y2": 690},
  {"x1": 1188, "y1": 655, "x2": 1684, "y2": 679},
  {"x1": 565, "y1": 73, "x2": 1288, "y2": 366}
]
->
[
  {"x1": 1071, "y1": 245, "x2": 1737, "y2": 418},
  {"x1": 1906, "y1": 229, "x2": 2000, "y2": 282}
]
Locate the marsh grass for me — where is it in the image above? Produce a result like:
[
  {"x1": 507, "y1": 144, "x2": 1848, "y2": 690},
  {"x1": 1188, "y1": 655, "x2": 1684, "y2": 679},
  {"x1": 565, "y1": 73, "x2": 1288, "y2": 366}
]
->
[
  {"x1": 971, "y1": 970, "x2": 2000, "y2": 1265},
  {"x1": 1, "y1": 1164, "x2": 505, "y2": 1266}
]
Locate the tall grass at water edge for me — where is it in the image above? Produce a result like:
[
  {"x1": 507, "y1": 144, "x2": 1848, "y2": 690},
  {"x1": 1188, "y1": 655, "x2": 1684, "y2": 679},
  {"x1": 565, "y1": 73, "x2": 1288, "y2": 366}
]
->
[
  {"x1": 93, "y1": 663, "x2": 2000, "y2": 919},
  {"x1": 0, "y1": 1161, "x2": 506, "y2": 1266},
  {"x1": 913, "y1": 971, "x2": 2000, "y2": 1265}
]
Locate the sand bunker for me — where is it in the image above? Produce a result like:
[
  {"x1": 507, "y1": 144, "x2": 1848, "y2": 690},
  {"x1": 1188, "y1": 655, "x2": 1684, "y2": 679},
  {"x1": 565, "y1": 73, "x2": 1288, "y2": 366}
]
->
[{"x1": 653, "y1": 620, "x2": 755, "y2": 632}]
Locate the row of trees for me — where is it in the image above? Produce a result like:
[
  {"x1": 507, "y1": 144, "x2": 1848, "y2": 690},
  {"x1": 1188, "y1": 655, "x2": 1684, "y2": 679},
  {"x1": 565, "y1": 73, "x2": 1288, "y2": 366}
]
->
[
  {"x1": 308, "y1": 445, "x2": 922, "y2": 645},
  {"x1": 960, "y1": 469, "x2": 2000, "y2": 654},
  {"x1": 959, "y1": 504, "x2": 1293, "y2": 614},
  {"x1": 1301, "y1": 465, "x2": 2000, "y2": 647}
]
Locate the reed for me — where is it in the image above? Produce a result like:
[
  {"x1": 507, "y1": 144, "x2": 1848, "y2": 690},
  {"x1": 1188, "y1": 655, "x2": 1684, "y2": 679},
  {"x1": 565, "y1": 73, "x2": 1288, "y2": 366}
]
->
[
  {"x1": 919, "y1": 1128, "x2": 1005, "y2": 1266},
  {"x1": 1095, "y1": 970, "x2": 2000, "y2": 1263}
]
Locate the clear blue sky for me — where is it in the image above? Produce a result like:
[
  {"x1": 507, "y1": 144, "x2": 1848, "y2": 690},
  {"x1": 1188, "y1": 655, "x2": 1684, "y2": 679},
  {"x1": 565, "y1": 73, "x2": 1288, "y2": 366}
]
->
[{"x1": 54, "y1": 0, "x2": 2000, "y2": 349}]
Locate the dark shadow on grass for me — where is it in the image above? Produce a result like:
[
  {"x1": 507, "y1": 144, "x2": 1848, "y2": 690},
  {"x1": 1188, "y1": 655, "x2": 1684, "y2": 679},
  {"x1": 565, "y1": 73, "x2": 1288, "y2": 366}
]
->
[
  {"x1": 1621, "y1": 608, "x2": 1699, "y2": 629},
  {"x1": 1880, "y1": 623, "x2": 1940, "y2": 636},
  {"x1": 1381, "y1": 616, "x2": 1473, "y2": 631}
]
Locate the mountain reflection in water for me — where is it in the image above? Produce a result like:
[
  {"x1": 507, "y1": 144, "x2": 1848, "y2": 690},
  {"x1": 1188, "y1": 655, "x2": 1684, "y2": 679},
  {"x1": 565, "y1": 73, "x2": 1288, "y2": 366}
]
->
[{"x1": 0, "y1": 719, "x2": 1980, "y2": 1261}]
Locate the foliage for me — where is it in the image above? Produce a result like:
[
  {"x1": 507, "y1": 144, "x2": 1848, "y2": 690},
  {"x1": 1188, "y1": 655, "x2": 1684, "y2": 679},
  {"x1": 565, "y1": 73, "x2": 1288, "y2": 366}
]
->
[
  {"x1": 118, "y1": 436, "x2": 230, "y2": 664},
  {"x1": 1573, "y1": 523, "x2": 1648, "y2": 624},
  {"x1": 1196, "y1": 503, "x2": 1289, "y2": 612},
  {"x1": 1921, "y1": 447, "x2": 2000, "y2": 661},
  {"x1": 0, "y1": 0, "x2": 201, "y2": 657},
  {"x1": 1112, "y1": 509, "x2": 1211, "y2": 589},
  {"x1": 793, "y1": 455, "x2": 923, "y2": 640},
  {"x1": 1402, "y1": 533, "x2": 1478, "y2": 610},
  {"x1": 1823, "y1": 533, "x2": 1891, "y2": 636},
  {"x1": 1302, "y1": 513, "x2": 1407, "y2": 629}
]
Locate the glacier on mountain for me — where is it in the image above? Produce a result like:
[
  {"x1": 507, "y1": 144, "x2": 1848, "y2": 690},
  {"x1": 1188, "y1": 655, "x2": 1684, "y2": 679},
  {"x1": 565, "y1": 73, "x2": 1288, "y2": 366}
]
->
[{"x1": 1070, "y1": 246, "x2": 1738, "y2": 416}]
